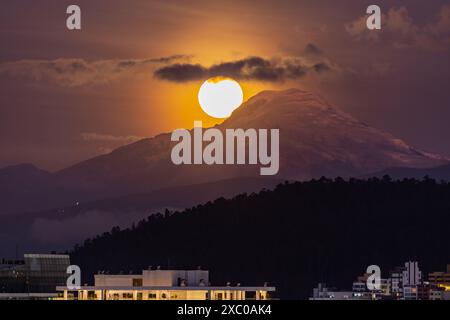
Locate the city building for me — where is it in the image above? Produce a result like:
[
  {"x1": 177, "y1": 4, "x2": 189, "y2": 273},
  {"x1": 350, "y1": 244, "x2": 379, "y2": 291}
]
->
[
  {"x1": 310, "y1": 283, "x2": 354, "y2": 300},
  {"x1": 309, "y1": 261, "x2": 450, "y2": 301},
  {"x1": 57, "y1": 268, "x2": 275, "y2": 300},
  {"x1": 351, "y1": 274, "x2": 373, "y2": 300},
  {"x1": 416, "y1": 282, "x2": 433, "y2": 300},
  {"x1": 389, "y1": 266, "x2": 405, "y2": 299},
  {"x1": 0, "y1": 254, "x2": 70, "y2": 300},
  {"x1": 429, "y1": 287, "x2": 445, "y2": 300},
  {"x1": 352, "y1": 274, "x2": 390, "y2": 300},
  {"x1": 428, "y1": 264, "x2": 450, "y2": 290},
  {"x1": 402, "y1": 261, "x2": 422, "y2": 300},
  {"x1": 403, "y1": 285, "x2": 419, "y2": 300}
]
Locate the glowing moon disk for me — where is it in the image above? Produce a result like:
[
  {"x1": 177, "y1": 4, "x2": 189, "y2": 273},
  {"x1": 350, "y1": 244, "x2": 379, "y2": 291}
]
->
[{"x1": 198, "y1": 77, "x2": 244, "y2": 118}]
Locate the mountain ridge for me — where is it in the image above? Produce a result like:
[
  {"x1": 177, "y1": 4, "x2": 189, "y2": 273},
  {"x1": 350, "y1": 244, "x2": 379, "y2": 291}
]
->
[
  {"x1": 56, "y1": 88, "x2": 448, "y2": 186},
  {"x1": 1, "y1": 88, "x2": 448, "y2": 215}
]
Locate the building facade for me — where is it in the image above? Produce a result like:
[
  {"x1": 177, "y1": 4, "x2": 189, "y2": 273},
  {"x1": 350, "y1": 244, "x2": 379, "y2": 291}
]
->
[
  {"x1": 402, "y1": 261, "x2": 422, "y2": 300},
  {"x1": 428, "y1": 264, "x2": 450, "y2": 291},
  {"x1": 310, "y1": 283, "x2": 354, "y2": 300},
  {"x1": 0, "y1": 254, "x2": 70, "y2": 300},
  {"x1": 389, "y1": 266, "x2": 405, "y2": 299},
  {"x1": 57, "y1": 269, "x2": 275, "y2": 301},
  {"x1": 310, "y1": 261, "x2": 450, "y2": 300}
]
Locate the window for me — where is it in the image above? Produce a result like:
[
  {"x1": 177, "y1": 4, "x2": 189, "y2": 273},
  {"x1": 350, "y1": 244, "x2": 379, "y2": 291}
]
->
[
  {"x1": 87, "y1": 291, "x2": 97, "y2": 300},
  {"x1": 132, "y1": 278, "x2": 143, "y2": 287}
]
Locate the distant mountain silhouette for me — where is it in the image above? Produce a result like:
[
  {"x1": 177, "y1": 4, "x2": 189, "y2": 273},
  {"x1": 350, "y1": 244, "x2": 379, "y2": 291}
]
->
[
  {"x1": 0, "y1": 164, "x2": 57, "y2": 214},
  {"x1": 0, "y1": 163, "x2": 50, "y2": 182}
]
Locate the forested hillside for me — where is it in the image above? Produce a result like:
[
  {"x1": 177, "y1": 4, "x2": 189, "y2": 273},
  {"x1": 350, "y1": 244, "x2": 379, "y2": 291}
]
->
[{"x1": 71, "y1": 177, "x2": 450, "y2": 299}]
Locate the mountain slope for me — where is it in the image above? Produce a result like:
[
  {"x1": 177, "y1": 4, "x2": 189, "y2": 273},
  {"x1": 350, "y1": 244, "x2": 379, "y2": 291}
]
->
[
  {"x1": 2, "y1": 89, "x2": 447, "y2": 215},
  {"x1": 223, "y1": 89, "x2": 447, "y2": 179},
  {"x1": 55, "y1": 88, "x2": 448, "y2": 193}
]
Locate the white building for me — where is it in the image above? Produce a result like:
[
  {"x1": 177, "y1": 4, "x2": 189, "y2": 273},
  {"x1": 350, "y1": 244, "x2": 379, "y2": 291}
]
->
[
  {"x1": 57, "y1": 268, "x2": 275, "y2": 300},
  {"x1": 403, "y1": 261, "x2": 421, "y2": 286},
  {"x1": 402, "y1": 261, "x2": 422, "y2": 300}
]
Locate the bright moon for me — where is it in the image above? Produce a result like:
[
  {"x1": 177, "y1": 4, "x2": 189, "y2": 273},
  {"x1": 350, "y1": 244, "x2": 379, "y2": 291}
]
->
[{"x1": 198, "y1": 77, "x2": 244, "y2": 118}]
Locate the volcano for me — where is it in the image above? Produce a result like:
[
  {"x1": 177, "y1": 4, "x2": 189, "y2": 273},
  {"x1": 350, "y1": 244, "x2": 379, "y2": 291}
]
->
[
  {"x1": 54, "y1": 88, "x2": 448, "y2": 194},
  {"x1": 1, "y1": 88, "x2": 448, "y2": 216}
]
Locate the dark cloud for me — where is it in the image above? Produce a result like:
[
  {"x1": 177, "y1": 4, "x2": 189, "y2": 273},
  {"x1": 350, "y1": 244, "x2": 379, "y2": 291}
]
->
[
  {"x1": 304, "y1": 43, "x2": 323, "y2": 56},
  {"x1": 0, "y1": 55, "x2": 190, "y2": 87},
  {"x1": 154, "y1": 56, "x2": 331, "y2": 83},
  {"x1": 154, "y1": 63, "x2": 207, "y2": 82},
  {"x1": 313, "y1": 63, "x2": 331, "y2": 73},
  {"x1": 147, "y1": 54, "x2": 193, "y2": 64}
]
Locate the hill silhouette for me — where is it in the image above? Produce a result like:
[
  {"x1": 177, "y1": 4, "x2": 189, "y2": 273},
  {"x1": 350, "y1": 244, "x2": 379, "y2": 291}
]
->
[{"x1": 70, "y1": 177, "x2": 450, "y2": 299}]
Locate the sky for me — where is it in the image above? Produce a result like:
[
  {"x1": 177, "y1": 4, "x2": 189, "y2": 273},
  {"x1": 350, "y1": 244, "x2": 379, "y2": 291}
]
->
[{"x1": 0, "y1": 0, "x2": 449, "y2": 171}]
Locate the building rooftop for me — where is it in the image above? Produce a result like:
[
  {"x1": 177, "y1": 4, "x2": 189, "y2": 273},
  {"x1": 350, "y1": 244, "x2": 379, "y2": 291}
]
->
[{"x1": 57, "y1": 285, "x2": 275, "y2": 291}]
